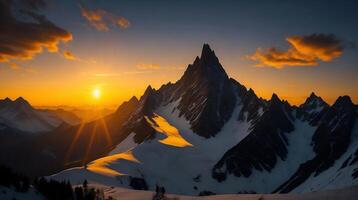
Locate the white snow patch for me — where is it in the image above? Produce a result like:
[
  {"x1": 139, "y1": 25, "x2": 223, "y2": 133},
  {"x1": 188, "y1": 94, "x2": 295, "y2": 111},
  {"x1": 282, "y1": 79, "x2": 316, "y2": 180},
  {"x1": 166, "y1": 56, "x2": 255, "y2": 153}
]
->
[
  {"x1": 292, "y1": 119, "x2": 358, "y2": 193},
  {"x1": 109, "y1": 132, "x2": 138, "y2": 155},
  {"x1": 51, "y1": 100, "x2": 252, "y2": 195},
  {"x1": 90, "y1": 184, "x2": 358, "y2": 200}
]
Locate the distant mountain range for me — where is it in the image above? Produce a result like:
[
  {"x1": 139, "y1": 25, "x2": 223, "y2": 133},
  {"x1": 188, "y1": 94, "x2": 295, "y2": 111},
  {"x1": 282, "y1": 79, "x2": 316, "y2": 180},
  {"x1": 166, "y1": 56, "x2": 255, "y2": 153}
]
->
[
  {"x1": 1, "y1": 44, "x2": 357, "y2": 195},
  {"x1": 0, "y1": 97, "x2": 81, "y2": 133}
]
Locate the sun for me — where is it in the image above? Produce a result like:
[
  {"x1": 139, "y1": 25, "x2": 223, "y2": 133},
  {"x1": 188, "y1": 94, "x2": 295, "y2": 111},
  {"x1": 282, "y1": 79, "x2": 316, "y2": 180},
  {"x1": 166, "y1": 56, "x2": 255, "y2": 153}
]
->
[{"x1": 92, "y1": 88, "x2": 101, "y2": 99}]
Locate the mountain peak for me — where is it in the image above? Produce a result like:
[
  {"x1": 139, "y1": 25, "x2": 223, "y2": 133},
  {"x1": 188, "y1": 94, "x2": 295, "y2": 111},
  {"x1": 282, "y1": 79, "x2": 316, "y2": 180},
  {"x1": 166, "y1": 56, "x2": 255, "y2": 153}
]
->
[
  {"x1": 302, "y1": 92, "x2": 327, "y2": 108},
  {"x1": 143, "y1": 85, "x2": 154, "y2": 95},
  {"x1": 270, "y1": 93, "x2": 281, "y2": 103},
  {"x1": 1, "y1": 97, "x2": 12, "y2": 103},
  {"x1": 14, "y1": 97, "x2": 30, "y2": 106},
  {"x1": 309, "y1": 92, "x2": 317, "y2": 98},
  {"x1": 333, "y1": 95, "x2": 354, "y2": 110},
  {"x1": 200, "y1": 43, "x2": 218, "y2": 63},
  {"x1": 129, "y1": 96, "x2": 139, "y2": 103}
]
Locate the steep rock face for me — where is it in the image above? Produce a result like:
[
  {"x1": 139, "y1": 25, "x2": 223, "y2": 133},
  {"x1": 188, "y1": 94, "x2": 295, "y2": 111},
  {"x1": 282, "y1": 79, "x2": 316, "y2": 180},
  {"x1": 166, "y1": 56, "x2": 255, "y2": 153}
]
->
[
  {"x1": 296, "y1": 92, "x2": 329, "y2": 125},
  {"x1": 275, "y1": 96, "x2": 357, "y2": 193},
  {"x1": 213, "y1": 94, "x2": 294, "y2": 181},
  {"x1": 159, "y1": 44, "x2": 237, "y2": 138}
]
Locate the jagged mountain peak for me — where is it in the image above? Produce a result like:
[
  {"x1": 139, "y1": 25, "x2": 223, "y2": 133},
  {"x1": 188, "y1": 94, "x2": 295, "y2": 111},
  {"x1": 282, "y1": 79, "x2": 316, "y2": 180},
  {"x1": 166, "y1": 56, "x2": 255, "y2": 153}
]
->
[
  {"x1": 15, "y1": 96, "x2": 27, "y2": 103},
  {"x1": 302, "y1": 92, "x2": 327, "y2": 107},
  {"x1": 3, "y1": 97, "x2": 12, "y2": 102},
  {"x1": 332, "y1": 95, "x2": 354, "y2": 110},
  {"x1": 11, "y1": 96, "x2": 32, "y2": 109},
  {"x1": 129, "y1": 96, "x2": 139, "y2": 103},
  {"x1": 144, "y1": 85, "x2": 154, "y2": 92},
  {"x1": 182, "y1": 44, "x2": 227, "y2": 82},
  {"x1": 270, "y1": 93, "x2": 281, "y2": 104},
  {"x1": 200, "y1": 43, "x2": 218, "y2": 61},
  {"x1": 115, "y1": 95, "x2": 140, "y2": 114},
  {"x1": 140, "y1": 85, "x2": 156, "y2": 101},
  {"x1": 309, "y1": 92, "x2": 318, "y2": 98},
  {"x1": 0, "y1": 97, "x2": 13, "y2": 106}
]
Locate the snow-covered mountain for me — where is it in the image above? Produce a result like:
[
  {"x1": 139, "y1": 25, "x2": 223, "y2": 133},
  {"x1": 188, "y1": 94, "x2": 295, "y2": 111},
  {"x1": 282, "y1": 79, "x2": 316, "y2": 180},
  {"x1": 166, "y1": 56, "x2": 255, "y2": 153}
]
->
[
  {"x1": 0, "y1": 97, "x2": 68, "y2": 134},
  {"x1": 48, "y1": 44, "x2": 357, "y2": 195}
]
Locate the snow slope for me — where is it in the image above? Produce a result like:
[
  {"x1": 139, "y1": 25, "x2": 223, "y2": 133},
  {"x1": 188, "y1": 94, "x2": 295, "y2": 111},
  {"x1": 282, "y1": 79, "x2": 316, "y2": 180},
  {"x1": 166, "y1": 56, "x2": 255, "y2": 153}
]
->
[
  {"x1": 51, "y1": 99, "x2": 253, "y2": 195},
  {"x1": 51, "y1": 96, "x2": 358, "y2": 195},
  {"x1": 291, "y1": 120, "x2": 358, "y2": 192},
  {"x1": 91, "y1": 184, "x2": 358, "y2": 200}
]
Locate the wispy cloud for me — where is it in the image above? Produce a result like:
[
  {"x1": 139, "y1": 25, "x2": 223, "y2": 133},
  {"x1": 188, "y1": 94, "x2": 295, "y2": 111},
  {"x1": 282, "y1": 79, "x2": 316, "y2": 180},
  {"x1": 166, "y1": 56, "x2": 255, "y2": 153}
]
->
[
  {"x1": 0, "y1": 0, "x2": 72, "y2": 63},
  {"x1": 80, "y1": 5, "x2": 131, "y2": 31},
  {"x1": 94, "y1": 70, "x2": 154, "y2": 77},
  {"x1": 249, "y1": 33, "x2": 346, "y2": 68},
  {"x1": 6, "y1": 62, "x2": 37, "y2": 73},
  {"x1": 136, "y1": 63, "x2": 161, "y2": 70},
  {"x1": 94, "y1": 73, "x2": 122, "y2": 77}
]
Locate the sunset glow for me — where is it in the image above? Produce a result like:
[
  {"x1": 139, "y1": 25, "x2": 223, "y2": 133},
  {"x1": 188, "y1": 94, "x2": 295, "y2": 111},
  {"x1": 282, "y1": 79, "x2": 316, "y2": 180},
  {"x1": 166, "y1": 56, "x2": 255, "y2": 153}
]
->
[
  {"x1": 0, "y1": 0, "x2": 357, "y2": 108},
  {"x1": 92, "y1": 88, "x2": 101, "y2": 99}
]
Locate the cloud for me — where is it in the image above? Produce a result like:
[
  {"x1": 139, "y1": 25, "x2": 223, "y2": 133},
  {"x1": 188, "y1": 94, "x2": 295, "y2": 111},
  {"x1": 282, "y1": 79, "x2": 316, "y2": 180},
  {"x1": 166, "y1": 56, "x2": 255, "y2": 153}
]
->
[
  {"x1": 6, "y1": 62, "x2": 36, "y2": 73},
  {"x1": 287, "y1": 34, "x2": 344, "y2": 62},
  {"x1": 136, "y1": 63, "x2": 161, "y2": 70},
  {"x1": 0, "y1": 0, "x2": 72, "y2": 62},
  {"x1": 62, "y1": 50, "x2": 77, "y2": 61},
  {"x1": 249, "y1": 34, "x2": 346, "y2": 68},
  {"x1": 93, "y1": 70, "x2": 154, "y2": 77},
  {"x1": 80, "y1": 5, "x2": 131, "y2": 31}
]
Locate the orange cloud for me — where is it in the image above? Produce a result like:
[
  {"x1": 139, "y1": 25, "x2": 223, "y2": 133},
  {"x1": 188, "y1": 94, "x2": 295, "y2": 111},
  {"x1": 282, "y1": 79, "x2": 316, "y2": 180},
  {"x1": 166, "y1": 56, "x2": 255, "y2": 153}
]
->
[
  {"x1": 0, "y1": 0, "x2": 72, "y2": 62},
  {"x1": 62, "y1": 51, "x2": 77, "y2": 61},
  {"x1": 136, "y1": 63, "x2": 161, "y2": 70},
  {"x1": 249, "y1": 34, "x2": 345, "y2": 68},
  {"x1": 117, "y1": 17, "x2": 131, "y2": 29},
  {"x1": 80, "y1": 6, "x2": 130, "y2": 31},
  {"x1": 7, "y1": 62, "x2": 36, "y2": 73},
  {"x1": 287, "y1": 34, "x2": 344, "y2": 62}
]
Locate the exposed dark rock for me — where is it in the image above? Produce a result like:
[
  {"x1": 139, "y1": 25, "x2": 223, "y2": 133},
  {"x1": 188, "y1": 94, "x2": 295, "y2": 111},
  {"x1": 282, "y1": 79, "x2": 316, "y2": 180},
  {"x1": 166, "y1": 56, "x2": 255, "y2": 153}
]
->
[
  {"x1": 129, "y1": 177, "x2": 148, "y2": 190},
  {"x1": 296, "y1": 92, "x2": 329, "y2": 125},
  {"x1": 275, "y1": 96, "x2": 357, "y2": 193},
  {"x1": 198, "y1": 190, "x2": 216, "y2": 196},
  {"x1": 156, "y1": 44, "x2": 237, "y2": 138},
  {"x1": 213, "y1": 94, "x2": 294, "y2": 181},
  {"x1": 237, "y1": 85, "x2": 264, "y2": 122}
]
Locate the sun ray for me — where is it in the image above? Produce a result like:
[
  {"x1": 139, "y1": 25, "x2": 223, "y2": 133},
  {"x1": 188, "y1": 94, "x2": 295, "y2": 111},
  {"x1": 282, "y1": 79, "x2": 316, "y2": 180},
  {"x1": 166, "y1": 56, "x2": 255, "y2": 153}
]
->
[
  {"x1": 83, "y1": 122, "x2": 98, "y2": 165},
  {"x1": 65, "y1": 121, "x2": 86, "y2": 164},
  {"x1": 99, "y1": 117, "x2": 113, "y2": 147}
]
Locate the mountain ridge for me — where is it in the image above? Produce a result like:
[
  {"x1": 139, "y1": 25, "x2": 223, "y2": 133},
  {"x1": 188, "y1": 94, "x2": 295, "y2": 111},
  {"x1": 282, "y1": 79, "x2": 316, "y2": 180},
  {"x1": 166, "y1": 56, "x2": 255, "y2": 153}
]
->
[{"x1": 1, "y1": 44, "x2": 357, "y2": 195}]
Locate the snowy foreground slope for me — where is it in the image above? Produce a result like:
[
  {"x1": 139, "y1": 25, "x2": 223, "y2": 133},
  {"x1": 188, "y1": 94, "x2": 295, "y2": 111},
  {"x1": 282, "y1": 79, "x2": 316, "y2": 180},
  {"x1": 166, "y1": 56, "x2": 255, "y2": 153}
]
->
[
  {"x1": 51, "y1": 44, "x2": 358, "y2": 195},
  {"x1": 93, "y1": 184, "x2": 358, "y2": 200}
]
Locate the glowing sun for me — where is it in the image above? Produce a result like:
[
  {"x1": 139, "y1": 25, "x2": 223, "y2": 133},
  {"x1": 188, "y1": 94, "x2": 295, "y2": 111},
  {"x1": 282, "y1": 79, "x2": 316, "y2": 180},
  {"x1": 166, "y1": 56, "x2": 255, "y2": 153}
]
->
[{"x1": 92, "y1": 88, "x2": 101, "y2": 99}]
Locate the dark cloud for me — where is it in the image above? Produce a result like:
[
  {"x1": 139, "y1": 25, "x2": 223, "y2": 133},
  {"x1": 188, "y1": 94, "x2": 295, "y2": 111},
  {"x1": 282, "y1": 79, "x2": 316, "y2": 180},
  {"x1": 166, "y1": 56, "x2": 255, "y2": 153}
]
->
[
  {"x1": 13, "y1": 0, "x2": 46, "y2": 11},
  {"x1": 250, "y1": 33, "x2": 346, "y2": 68},
  {"x1": 0, "y1": 0, "x2": 72, "y2": 62}
]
